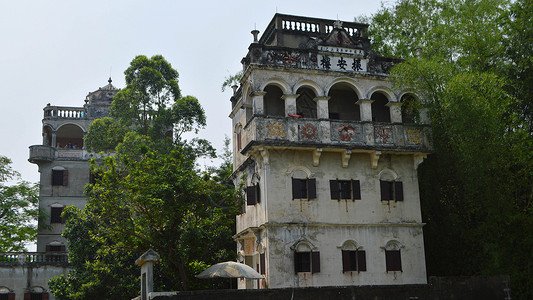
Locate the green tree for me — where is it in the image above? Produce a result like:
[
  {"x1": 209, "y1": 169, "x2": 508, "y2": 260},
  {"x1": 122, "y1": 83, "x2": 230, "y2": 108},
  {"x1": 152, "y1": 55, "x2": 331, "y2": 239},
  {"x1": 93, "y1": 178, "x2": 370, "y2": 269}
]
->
[
  {"x1": 0, "y1": 156, "x2": 39, "y2": 252},
  {"x1": 50, "y1": 55, "x2": 240, "y2": 298},
  {"x1": 365, "y1": 1, "x2": 533, "y2": 298}
]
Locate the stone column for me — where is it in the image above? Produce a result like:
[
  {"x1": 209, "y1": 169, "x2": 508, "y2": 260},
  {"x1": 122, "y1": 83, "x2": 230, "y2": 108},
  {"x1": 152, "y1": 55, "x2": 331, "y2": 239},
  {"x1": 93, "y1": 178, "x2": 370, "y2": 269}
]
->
[
  {"x1": 387, "y1": 102, "x2": 402, "y2": 123},
  {"x1": 314, "y1": 96, "x2": 330, "y2": 119},
  {"x1": 282, "y1": 94, "x2": 299, "y2": 116},
  {"x1": 356, "y1": 99, "x2": 373, "y2": 121},
  {"x1": 252, "y1": 91, "x2": 266, "y2": 115},
  {"x1": 136, "y1": 249, "x2": 160, "y2": 300},
  {"x1": 51, "y1": 130, "x2": 57, "y2": 148},
  {"x1": 419, "y1": 108, "x2": 431, "y2": 124}
]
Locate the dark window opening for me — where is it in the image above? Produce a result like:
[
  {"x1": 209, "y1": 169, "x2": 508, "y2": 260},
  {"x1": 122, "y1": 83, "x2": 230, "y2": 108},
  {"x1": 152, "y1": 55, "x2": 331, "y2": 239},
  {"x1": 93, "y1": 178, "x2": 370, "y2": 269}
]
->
[
  {"x1": 264, "y1": 85, "x2": 285, "y2": 117},
  {"x1": 246, "y1": 184, "x2": 260, "y2": 206},
  {"x1": 292, "y1": 178, "x2": 316, "y2": 200},
  {"x1": 328, "y1": 84, "x2": 360, "y2": 121},
  {"x1": 380, "y1": 180, "x2": 403, "y2": 201},
  {"x1": 46, "y1": 244, "x2": 66, "y2": 252},
  {"x1": 296, "y1": 88, "x2": 317, "y2": 118},
  {"x1": 342, "y1": 250, "x2": 367, "y2": 272},
  {"x1": 50, "y1": 207, "x2": 64, "y2": 224},
  {"x1": 260, "y1": 253, "x2": 266, "y2": 275},
  {"x1": 385, "y1": 250, "x2": 402, "y2": 272},
  {"x1": 294, "y1": 251, "x2": 320, "y2": 273},
  {"x1": 330, "y1": 179, "x2": 361, "y2": 200},
  {"x1": 371, "y1": 92, "x2": 391, "y2": 123},
  {"x1": 51, "y1": 170, "x2": 68, "y2": 186}
]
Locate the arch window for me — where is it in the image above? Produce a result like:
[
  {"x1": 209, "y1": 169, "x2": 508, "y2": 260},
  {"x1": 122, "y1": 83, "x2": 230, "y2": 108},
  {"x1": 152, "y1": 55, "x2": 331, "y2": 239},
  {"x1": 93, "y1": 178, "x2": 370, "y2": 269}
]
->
[
  {"x1": 263, "y1": 85, "x2": 285, "y2": 117},
  {"x1": 328, "y1": 83, "x2": 360, "y2": 121},
  {"x1": 371, "y1": 92, "x2": 391, "y2": 123},
  {"x1": 401, "y1": 94, "x2": 417, "y2": 124},
  {"x1": 340, "y1": 241, "x2": 366, "y2": 272},
  {"x1": 293, "y1": 242, "x2": 320, "y2": 273},
  {"x1": 50, "y1": 203, "x2": 65, "y2": 224},
  {"x1": 0, "y1": 287, "x2": 15, "y2": 300},
  {"x1": 379, "y1": 169, "x2": 403, "y2": 202},
  {"x1": 295, "y1": 87, "x2": 317, "y2": 118},
  {"x1": 51, "y1": 166, "x2": 68, "y2": 186},
  {"x1": 383, "y1": 240, "x2": 403, "y2": 272},
  {"x1": 24, "y1": 287, "x2": 48, "y2": 300}
]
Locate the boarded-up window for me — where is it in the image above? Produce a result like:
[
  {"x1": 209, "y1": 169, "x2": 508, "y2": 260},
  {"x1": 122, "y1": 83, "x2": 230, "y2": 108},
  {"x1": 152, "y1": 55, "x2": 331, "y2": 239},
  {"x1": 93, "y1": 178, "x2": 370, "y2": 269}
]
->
[
  {"x1": 50, "y1": 207, "x2": 64, "y2": 224},
  {"x1": 330, "y1": 180, "x2": 361, "y2": 200},
  {"x1": 52, "y1": 170, "x2": 68, "y2": 186},
  {"x1": 380, "y1": 180, "x2": 403, "y2": 201},
  {"x1": 342, "y1": 250, "x2": 367, "y2": 272},
  {"x1": 385, "y1": 250, "x2": 402, "y2": 272},
  {"x1": 292, "y1": 178, "x2": 316, "y2": 200}
]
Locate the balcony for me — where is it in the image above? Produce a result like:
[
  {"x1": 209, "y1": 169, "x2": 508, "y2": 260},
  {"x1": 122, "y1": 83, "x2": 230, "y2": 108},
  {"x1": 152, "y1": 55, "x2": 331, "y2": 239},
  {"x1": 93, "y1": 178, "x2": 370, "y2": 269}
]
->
[
  {"x1": 28, "y1": 145, "x2": 55, "y2": 162},
  {"x1": 29, "y1": 146, "x2": 100, "y2": 163},
  {"x1": 44, "y1": 105, "x2": 85, "y2": 120},
  {"x1": 241, "y1": 116, "x2": 432, "y2": 153},
  {"x1": 0, "y1": 252, "x2": 69, "y2": 266}
]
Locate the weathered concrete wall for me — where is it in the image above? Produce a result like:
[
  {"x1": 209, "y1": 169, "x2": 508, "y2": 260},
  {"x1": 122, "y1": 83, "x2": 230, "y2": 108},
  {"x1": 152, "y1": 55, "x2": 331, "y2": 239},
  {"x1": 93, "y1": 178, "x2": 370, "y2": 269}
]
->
[
  {"x1": 150, "y1": 276, "x2": 511, "y2": 300},
  {"x1": 0, "y1": 265, "x2": 70, "y2": 300}
]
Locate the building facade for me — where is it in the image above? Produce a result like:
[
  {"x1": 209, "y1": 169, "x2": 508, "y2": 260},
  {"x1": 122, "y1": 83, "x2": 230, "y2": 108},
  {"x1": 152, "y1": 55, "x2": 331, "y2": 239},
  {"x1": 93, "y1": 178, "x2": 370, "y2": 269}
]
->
[
  {"x1": 230, "y1": 14, "x2": 431, "y2": 289},
  {"x1": 0, "y1": 79, "x2": 119, "y2": 300}
]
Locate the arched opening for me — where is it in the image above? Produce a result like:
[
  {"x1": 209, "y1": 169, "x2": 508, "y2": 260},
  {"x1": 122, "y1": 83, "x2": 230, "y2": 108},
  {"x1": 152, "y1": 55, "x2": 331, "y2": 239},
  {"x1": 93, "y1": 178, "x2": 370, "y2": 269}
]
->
[
  {"x1": 295, "y1": 87, "x2": 317, "y2": 118},
  {"x1": 263, "y1": 85, "x2": 285, "y2": 117},
  {"x1": 56, "y1": 124, "x2": 84, "y2": 149},
  {"x1": 43, "y1": 126, "x2": 53, "y2": 146},
  {"x1": 401, "y1": 94, "x2": 417, "y2": 124},
  {"x1": 328, "y1": 83, "x2": 360, "y2": 121},
  {"x1": 371, "y1": 92, "x2": 391, "y2": 123}
]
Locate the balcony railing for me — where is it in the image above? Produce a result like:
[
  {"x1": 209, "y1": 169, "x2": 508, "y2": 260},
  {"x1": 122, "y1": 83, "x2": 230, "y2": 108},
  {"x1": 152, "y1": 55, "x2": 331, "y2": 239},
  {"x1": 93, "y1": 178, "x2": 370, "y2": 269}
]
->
[
  {"x1": 0, "y1": 252, "x2": 69, "y2": 266},
  {"x1": 29, "y1": 145, "x2": 102, "y2": 162},
  {"x1": 241, "y1": 116, "x2": 431, "y2": 152},
  {"x1": 44, "y1": 105, "x2": 85, "y2": 120}
]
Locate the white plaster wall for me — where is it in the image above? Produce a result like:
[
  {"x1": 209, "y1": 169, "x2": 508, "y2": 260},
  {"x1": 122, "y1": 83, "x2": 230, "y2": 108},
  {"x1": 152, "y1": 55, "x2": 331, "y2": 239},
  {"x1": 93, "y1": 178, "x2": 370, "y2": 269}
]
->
[{"x1": 0, "y1": 265, "x2": 70, "y2": 300}]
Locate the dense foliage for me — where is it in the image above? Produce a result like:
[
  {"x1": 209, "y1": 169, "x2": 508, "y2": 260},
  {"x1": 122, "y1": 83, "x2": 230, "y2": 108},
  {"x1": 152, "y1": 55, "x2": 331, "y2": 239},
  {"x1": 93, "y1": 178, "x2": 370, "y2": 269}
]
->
[
  {"x1": 363, "y1": 0, "x2": 532, "y2": 298},
  {"x1": 49, "y1": 55, "x2": 241, "y2": 298},
  {"x1": 0, "y1": 156, "x2": 40, "y2": 252}
]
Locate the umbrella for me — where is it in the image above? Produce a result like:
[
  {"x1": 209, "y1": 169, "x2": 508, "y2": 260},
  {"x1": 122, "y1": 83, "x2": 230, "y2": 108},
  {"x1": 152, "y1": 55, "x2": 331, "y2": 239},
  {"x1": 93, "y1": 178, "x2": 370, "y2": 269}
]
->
[{"x1": 196, "y1": 261, "x2": 264, "y2": 279}]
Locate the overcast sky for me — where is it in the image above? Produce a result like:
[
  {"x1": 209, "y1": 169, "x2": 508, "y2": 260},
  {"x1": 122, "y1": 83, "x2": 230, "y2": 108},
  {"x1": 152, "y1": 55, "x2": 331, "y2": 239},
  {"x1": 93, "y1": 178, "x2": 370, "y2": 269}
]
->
[{"x1": 0, "y1": 0, "x2": 384, "y2": 184}]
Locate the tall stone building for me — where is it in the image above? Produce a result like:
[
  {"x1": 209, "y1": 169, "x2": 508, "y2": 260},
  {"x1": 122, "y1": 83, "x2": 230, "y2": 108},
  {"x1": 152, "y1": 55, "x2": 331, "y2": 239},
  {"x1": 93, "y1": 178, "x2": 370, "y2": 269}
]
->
[
  {"x1": 230, "y1": 14, "x2": 431, "y2": 289},
  {"x1": 29, "y1": 78, "x2": 119, "y2": 252}
]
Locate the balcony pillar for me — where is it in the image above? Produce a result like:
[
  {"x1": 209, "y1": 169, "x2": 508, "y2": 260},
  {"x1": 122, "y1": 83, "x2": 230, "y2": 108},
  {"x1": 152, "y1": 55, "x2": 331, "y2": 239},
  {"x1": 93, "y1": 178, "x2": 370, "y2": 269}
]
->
[
  {"x1": 387, "y1": 102, "x2": 402, "y2": 123},
  {"x1": 314, "y1": 96, "x2": 330, "y2": 119},
  {"x1": 356, "y1": 99, "x2": 373, "y2": 121},
  {"x1": 252, "y1": 91, "x2": 267, "y2": 115},
  {"x1": 282, "y1": 94, "x2": 299, "y2": 115},
  {"x1": 419, "y1": 108, "x2": 431, "y2": 124},
  {"x1": 51, "y1": 130, "x2": 57, "y2": 148}
]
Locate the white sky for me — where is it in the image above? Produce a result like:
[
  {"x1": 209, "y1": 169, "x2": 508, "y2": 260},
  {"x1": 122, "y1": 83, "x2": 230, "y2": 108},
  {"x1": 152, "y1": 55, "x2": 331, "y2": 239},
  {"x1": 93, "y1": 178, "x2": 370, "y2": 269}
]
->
[{"x1": 0, "y1": 0, "x2": 384, "y2": 184}]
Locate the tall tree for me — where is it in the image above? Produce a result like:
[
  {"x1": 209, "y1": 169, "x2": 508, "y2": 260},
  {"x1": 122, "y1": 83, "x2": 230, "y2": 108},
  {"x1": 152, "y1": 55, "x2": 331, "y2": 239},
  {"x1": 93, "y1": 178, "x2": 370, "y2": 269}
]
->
[
  {"x1": 50, "y1": 55, "x2": 240, "y2": 297},
  {"x1": 0, "y1": 156, "x2": 40, "y2": 252},
  {"x1": 365, "y1": 1, "x2": 533, "y2": 298}
]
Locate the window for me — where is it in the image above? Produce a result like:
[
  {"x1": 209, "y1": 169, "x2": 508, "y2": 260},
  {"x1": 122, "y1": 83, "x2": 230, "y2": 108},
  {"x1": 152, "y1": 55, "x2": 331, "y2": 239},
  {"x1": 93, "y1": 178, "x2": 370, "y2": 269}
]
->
[
  {"x1": 371, "y1": 92, "x2": 391, "y2": 123},
  {"x1": 385, "y1": 250, "x2": 402, "y2": 272},
  {"x1": 50, "y1": 207, "x2": 64, "y2": 224},
  {"x1": 26, "y1": 293, "x2": 48, "y2": 300},
  {"x1": 292, "y1": 178, "x2": 316, "y2": 200},
  {"x1": 46, "y1": 244, "x2": 66, "y2": 252},
  {"x1": 380, "y1": 180, "x2": 403, "y2": 201},
  {"x1": 342, "y1": 250, "x2": 367, "y2": 272},
  {"x1": 246, "y1": 184, "x2": 260, "y2": 205},
  {"x1": 0, "y1": 292, "x2": 15, "y2": 300},
  {"x1": 330, "y1": 179, "x2": 361, "y2": 200},
  {"x1": 51, "y1": 169, "x2": 68, "y2": 186},
  {"x1": 294, "y1": 251, "x2": 320, "y2": 273}
]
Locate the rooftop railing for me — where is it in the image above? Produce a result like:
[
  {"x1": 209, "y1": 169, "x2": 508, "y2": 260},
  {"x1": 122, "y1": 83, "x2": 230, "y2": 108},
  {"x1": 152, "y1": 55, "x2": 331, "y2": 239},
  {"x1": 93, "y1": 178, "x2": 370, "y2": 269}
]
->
[
  {"x1": 0, "y1": 252, "x2": 69, "y2": 266},
  {"x1": 44, "y1": 105, "x2": 85, "y2": 120}
]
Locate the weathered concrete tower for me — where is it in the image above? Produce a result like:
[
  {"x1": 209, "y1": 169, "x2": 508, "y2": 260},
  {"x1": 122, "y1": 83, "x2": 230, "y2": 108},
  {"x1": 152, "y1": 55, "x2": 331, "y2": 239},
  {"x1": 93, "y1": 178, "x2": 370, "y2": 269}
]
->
[
  {"x1": 230, "y1": 14, "x2": 431, "y2": 289},
  {"x1": 29, "y1": 79, "x2": 119, "y2": 252}
]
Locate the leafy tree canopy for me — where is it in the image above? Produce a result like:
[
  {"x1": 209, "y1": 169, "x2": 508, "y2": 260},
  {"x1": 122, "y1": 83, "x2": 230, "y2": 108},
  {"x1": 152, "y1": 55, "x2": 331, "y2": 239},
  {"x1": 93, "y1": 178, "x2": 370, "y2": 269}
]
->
[
  {"x1": 364, "y1": 0, "x2": 532, "y2": 298},
  {"x1": 51, "y1": 55, "x2": 241, "y2": 298},
  {"x1": 0, "y1": 156, "x2": 39, "y2": 252}
]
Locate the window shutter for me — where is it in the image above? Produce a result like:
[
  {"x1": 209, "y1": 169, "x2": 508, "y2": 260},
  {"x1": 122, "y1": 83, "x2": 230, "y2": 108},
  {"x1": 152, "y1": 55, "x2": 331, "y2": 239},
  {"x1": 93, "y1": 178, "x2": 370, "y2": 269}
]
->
[
  {"x1": 23, "y1": 294, "x2": 30, "y2": 300},
  {"x1": 260, "y1": 253, "x2": 266, "y2": 275},
  {"x1": 292, "y1": 178, "x2": 300, "y2": 199},
  {"x1": 8, "y1": 294, "x2": 15, "y2": 300},
  {"x1": 352, "y1": 180, "x2": 361, "y2": 200},
  {"x1": 42, "y1": 293, "x2": 49, "y2": 300},
  {"x1": 311, "y1": 251, "x2": 320, "y2": 273},
  {"x1": 62, "y1": 170, "x2": 68, "y2": 186},
  {"x1": 386, "y1": 250, "x2": 402, "y2": 272},
  {"x1": 341, "y1": 250, "x2": 350, "y2": 272},
  {"x1": 330, "y1": 180, "x2": 340, "y2": 200},
  {"x1": 294, "y1": 252, "x2": 299, "y2": 274},
  {"x1": 255, "y1": 184, "x2": 261, "y2": 204},
  {"x1": 395, "y1": 181, "x2": 404, "y2": 201},
  {"x1": 307, "y1": 178, "x2": 316, "y2": 199},
  {"x1": 380, "y1": 180, "x2": 392, "y2": 200},
  {"x1": 246, "y1": 186, "x2": 256, "y2": 205},
  {"x1": 357, "y1": 250, "x2": 367, "y2": 271}
]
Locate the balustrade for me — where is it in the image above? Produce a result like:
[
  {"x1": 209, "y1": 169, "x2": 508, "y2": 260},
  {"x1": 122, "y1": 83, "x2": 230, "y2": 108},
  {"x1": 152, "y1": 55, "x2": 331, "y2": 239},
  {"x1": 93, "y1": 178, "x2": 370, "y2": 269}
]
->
[
  {"x1": 0, "y1": 252, "x2": 69, "y2": 265},
  {"x1": 44, "y1": 106, "x2": 84, "y2": 120}
]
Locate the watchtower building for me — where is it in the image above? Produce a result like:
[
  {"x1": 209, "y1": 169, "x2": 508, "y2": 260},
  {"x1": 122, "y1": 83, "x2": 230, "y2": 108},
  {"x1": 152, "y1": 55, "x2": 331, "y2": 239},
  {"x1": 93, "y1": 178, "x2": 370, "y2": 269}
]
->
[{"x1": 230, "y1": 14, "x2": 431, "y2": 289}]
